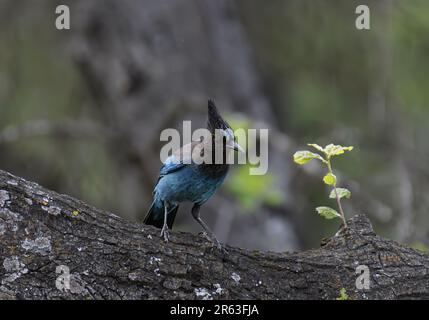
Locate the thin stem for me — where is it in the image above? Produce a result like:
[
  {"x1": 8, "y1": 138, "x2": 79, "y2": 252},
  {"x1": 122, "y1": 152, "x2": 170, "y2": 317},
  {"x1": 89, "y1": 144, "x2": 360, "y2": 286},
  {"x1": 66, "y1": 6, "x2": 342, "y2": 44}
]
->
[
  {"x1": 333, "y1": 186, "x2": 347, "y2": 228},
  {"x1": 327, "y1": 158, "x2": 347, "y2": 228}
]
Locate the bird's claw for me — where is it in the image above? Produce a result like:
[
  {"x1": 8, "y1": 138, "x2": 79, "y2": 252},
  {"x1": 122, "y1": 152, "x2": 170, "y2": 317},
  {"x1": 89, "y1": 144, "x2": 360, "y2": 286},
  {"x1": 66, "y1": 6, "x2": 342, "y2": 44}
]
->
[
  {"x1": 199, "y1": 232, "x2": 227, "y2": 254},
  {"x1": 198, "y1": 231, "x2": 211, "y2": 242},
  {"x1": 215, "y1": 241, "x2": 228, "y2": 254},
  {"x1": 160, "y1": 225, "x2": 170, "y2": 242}
]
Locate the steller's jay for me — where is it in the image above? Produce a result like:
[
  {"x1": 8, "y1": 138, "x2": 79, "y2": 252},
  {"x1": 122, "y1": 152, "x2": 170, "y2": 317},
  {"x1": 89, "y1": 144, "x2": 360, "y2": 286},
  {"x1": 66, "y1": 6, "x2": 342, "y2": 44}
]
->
[{"x1": 144, "y1": 99, "x2": 243, "y2": 249}]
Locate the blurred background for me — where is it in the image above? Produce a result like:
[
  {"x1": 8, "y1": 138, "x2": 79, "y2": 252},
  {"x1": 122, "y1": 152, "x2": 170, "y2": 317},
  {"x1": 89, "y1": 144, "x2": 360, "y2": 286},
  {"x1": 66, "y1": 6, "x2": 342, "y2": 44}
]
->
[{"x1": 1, "y1": 0, "x2": 429, "y2": 252}]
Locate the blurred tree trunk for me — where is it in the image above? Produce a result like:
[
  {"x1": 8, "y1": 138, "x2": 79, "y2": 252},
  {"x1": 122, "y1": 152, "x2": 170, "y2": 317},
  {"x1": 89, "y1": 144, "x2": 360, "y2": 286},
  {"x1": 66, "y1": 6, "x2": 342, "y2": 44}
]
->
[{"x1": 1, "y1": 169, "x2": 429, "y2": 299}]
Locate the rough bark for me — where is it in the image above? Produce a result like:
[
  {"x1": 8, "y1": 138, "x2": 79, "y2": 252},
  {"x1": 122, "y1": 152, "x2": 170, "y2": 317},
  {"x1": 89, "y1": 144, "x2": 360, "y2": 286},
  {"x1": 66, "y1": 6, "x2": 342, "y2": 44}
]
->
[{"x1": 0, "y1": 169, "x2": 428, "y2": 300}]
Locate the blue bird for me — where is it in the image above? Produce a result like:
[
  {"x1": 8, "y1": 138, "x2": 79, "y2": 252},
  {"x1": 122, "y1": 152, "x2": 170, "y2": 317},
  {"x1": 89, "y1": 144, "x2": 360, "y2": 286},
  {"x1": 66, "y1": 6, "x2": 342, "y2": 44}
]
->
[{"x1": 144, "y1": 99, "x2": 243, "y2": 249}]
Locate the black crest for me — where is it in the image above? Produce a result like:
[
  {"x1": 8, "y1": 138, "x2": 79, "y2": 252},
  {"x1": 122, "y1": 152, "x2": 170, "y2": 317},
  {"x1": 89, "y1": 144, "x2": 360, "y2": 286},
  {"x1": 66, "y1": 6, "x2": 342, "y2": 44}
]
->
[{"x1": 207, "y1": 99, "x2": 230, "y2": 133}]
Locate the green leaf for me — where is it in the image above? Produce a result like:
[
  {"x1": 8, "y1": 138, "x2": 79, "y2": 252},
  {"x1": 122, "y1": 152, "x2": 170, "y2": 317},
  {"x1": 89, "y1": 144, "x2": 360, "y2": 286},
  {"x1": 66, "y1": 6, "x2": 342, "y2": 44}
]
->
[
  {"x1": 323, "y1": 173, "x2": 337, "y2": 185},
  {"x1": 329, "y1": 188, "x2": 351, "y2": 199},
  {"x1": 336, "y1": 288, "x2": 349, "y2": 300},
  {"x1": 293, "y1": 150, "x2": 324, "y2": 165},
  {"x1": 316, "y1": 206, "x2": 341, "y2": 219},
  {"x1": 324, "y1": 144, "x2": 354, "y2": 157},
  {"x1": 307, "y1": 143, "x2": 324, "y2": 153}
]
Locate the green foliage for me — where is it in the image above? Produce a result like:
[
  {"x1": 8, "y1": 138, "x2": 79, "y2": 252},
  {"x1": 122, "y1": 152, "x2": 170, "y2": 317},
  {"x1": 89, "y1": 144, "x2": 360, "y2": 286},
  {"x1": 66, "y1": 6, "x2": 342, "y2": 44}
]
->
[
  {"x1": 336, "y1": 288, "x2": 349, "y2": 300},
  {"x1": 323, "y1": 173, "x2": 337, "y2": 186},
  {"x1": 227, "y1": 164, "x2": 282, "y2": 213},
  {"x1": 294, "y1": 143, "x2": 354, "y2": 226},
  {"x1": 226, "y1": 114, "x2": 282, "y2": 212},
  {"x1": 325, "y1": 145, "x2": 353, "y2": 157},
  {"x1": 240, "y1": 0, "x2": 429, "y2": 245},
  {"x1": 293, "y1": 151, "x2": 325, "y2": 165},
  {"x1": 308, "y1": 143, "x2": 353, "y2": 158},
  {"x1": 316, "y1": 206, "x2": 340, "y2": 219},
  {"x1": 329, "y1": 188, "x2": 351, "y2": 200}
]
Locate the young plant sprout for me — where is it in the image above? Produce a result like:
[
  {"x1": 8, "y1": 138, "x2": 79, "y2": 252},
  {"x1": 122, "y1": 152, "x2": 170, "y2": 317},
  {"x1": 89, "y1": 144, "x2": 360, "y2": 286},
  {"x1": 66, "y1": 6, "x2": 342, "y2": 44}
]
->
[{"x1": 293, "y1": 143, "x2": 354, "y2": 228}]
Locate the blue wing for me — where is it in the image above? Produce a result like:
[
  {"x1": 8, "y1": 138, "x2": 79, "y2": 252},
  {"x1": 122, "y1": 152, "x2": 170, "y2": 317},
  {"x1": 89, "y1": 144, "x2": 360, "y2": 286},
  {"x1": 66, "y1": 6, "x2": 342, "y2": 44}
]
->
[
  {"x1": 158, "y1": 141, "x2": 200, "y2": 176},
  {"x1": 159, "y1": 155, "x2": 187, "y2": 176},
  {"x1": 153, "y1": 154, "x2": 187, "y2": 195}
]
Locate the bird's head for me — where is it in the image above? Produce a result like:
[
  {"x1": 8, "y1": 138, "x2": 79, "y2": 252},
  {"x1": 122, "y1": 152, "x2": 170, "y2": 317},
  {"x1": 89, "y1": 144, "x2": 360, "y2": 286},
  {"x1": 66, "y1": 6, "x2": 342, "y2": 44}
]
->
[{"x1": 207, "y1": 99, "x2": 244, "y2": 153}]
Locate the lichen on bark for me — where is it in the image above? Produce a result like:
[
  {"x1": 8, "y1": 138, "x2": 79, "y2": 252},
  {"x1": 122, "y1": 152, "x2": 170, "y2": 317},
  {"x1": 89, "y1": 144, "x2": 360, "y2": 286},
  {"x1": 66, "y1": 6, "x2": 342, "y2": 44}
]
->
[{"x1": 0, "y1": 169, "x2": 429, "y2": 300}]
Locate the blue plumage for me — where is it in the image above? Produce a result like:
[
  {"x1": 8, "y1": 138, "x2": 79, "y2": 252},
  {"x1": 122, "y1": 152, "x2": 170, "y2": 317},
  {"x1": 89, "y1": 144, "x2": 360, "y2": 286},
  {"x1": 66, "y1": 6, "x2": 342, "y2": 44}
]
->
[
  {"x1": 144, "y1": 100, "x2": 242, "y2": 249},
  {"x1": 156, "y1": 162, "x2": 228, "y2": 205}
]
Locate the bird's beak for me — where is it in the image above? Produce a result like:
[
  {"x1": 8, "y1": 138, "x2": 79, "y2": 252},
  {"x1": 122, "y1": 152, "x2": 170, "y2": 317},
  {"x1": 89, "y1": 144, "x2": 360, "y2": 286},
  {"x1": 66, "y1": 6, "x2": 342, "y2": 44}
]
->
[{"x1": 232, "y1": 141, "x2": 244, "y2": 153}]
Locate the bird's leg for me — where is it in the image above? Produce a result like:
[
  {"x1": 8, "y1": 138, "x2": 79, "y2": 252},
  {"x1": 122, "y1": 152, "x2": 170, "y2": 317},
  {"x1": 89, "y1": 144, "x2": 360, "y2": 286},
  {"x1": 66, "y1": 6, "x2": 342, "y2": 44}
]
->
[
  {"x1": 160, "y1": 201, "x2": 170, "y2": 242},
  {"x1": 191, "y1": 204, "x2": 225, "y2": 252}
]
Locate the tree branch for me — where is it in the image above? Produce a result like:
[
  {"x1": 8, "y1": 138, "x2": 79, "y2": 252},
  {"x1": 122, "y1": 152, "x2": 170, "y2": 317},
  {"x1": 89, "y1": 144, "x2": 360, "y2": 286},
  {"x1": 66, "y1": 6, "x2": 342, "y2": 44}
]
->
[{"x1": 0, "y1": 169, "x2": 428, "y2": 299}]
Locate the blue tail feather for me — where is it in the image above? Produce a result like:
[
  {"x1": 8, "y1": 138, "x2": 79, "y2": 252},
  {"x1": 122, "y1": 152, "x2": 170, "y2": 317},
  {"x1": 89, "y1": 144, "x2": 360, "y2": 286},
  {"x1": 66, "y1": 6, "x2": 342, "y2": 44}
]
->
[{"x1": 144, "y1": 199, "x2": 179, "y2": 229}]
